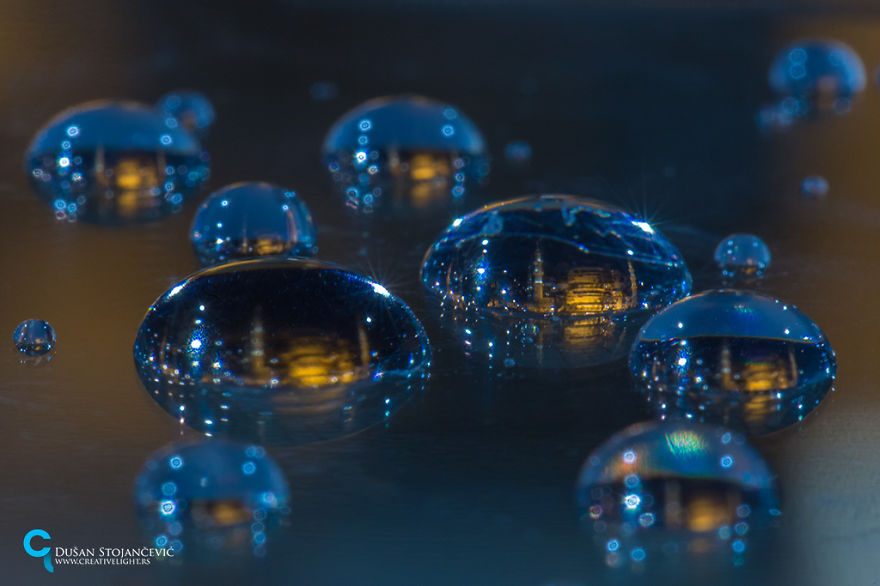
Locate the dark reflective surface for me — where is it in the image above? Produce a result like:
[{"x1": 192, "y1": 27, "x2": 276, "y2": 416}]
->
[{"x1": 2, "y1": 2, "x2": 880, "y2": 585}]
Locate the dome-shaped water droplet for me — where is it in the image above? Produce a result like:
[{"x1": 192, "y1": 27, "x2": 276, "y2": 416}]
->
[
  {"x1": 13, "y1": 319, "x2": 56, "y2": 356},
  {"x1": 133, "y1": 259, "x2": 431, "y2": 443},
  {"x1": 26, "y1": 100, "x2": 209, "y2": 223},
  {"x1": 768, "y1": 39, "x2": 866, "y2": 114},
  {"x1": 801, "y1": 175, "x2": 829, "y2": 198},
  {"x1": 134, "y1": 439, "x2": 290, "y2": 558},
  {"x1": 156, "y1": 90, "x2": 216, "y2": 138},
  {"x1": 713, "y1": 234, "x2": 771, "y2": 279},
  {"x1": 190, "y1": 182, "x2": 317, "y2": 266},
  {"x1": 421, "y1": 195, "x2": 692, "y2": 367},
  {"x1": 630, "y1": 290, "x2": 836, "y2": 435},
  {"x1": 322, "y1": 95, "x2": 488, "y2": 213},
  {"x1": 576, "y1": 421, "x2": 779, "y2": 568}
]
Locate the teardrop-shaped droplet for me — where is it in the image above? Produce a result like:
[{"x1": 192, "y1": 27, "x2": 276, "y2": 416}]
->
[
  {"x1": 26, "y1": 100, "x2": 209, "y2": 223},
  {"x1": 134, "y1": 439, "x2": 290, "y2": 558},
  {"x1": 576, "y1": 421, "x2": 779, "y2": 568},
  {"x1": 133, "y1": 259, "x2": 431, "y2": 443},
  {"x1": 421, "y1": 195, "x2": 692, "y2": 367},
  {"x1": 630, "y1": 289, "x2": 836, "y2": 434},
  {"x1": 156, "y1": 90, "x2": 216, "y2": 138},
  {"x1": 190, "y1": 182, "x2": 317, "y2": 266},
  {"x1": 322, "y1": 95, "x2": 488, "y2": 213}
]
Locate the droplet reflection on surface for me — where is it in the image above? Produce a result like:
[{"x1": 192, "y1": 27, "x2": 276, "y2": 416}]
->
[
  {"x1": 577, "y1": 421, "x2": 779, "y2": 568},
  {"x1": 13, "y1": 319, "x2": 56, "y2": 356},
  {"x1": 630, "y1": 290, "x2": 836, "y2": 434},
  {"x1": 768, "y1": 39, "x2": 866, "y2": 114},
  {"x1": 133, "y1": 259, "x2": 431, "y2": 443},
  {"x1": 421, "y1": 195, "x2": 692, "y2": 368},
  {"x1": 157, "y1": 90, "x2": 216, "y2": 138},
  {"x1": 322, "y1": 95, "x2": 488, "y2": 213},
  {"x1": 713, "y1": 234, "x2": 771, "y2": 279},
  {"x1": 190, "y1": 182, "x2": 317, "y2": 266},
  {"x1": 134, "y1": 440, "x2": 290, "y2": 558},
  {"x1": 26, "y1": 100, "x2": 209, "y2": 223}
]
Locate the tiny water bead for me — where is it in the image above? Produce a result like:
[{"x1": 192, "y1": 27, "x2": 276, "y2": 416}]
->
[
  {"x1": 133, "y1": 259, "x2": 431, "y2": 443},
  {"x1": 421, "y1": 195, "x2": 692, "y2": 367},
  {"x1": 768, "y1": 39, "x2": 866, "y2": 113},
  {"x1": 190, "y1": 182, "x2": 317, "y2": 267},
  {"x1": 322, "y1": 95, "x2": 488, "y2": 213},
  {"x1": 713, "y1": 234, "x2": 771, "y2": 278},
  {"x1": 13, "y1": 319, "x2": 56, "y2": 356},
  {"x1": 503, "y1": 141, "x2": 533, "y2": 166},
  {"x1": 134, "y1": 440, "x2": 290, "y2": 558},
  {"x1": 630, "y1": 290, "x2": 836, "y2": 435},
  {"x1": 801, "y1": 175, "x2": 829, "y2": 198},
  {"x1": 27, "y1": 100, "x2": 209, "y2": 223},
  {"x1": 156, "y1": 90, "x2": 216, "y2": 138},
  {"x1": 576, "y1": 421, "x2": 779, "y2": 568}
]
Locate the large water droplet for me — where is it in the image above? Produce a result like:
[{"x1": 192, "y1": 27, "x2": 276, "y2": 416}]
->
[
  {"x1": 768, "y1": 39, "x2": 866, "y2": 114},
  {"x1": 630, "y1": 290, "x2": 836, "y2": 434},
  {"x1": 156, "y1": 90, "x2": 216, "y2": 138},
  {"x1": 577, "y1": 421, "x2": 779, "y2": 568},
  {"x1": 26, "y1": 100, "x2": 209, "y2": 223},
  {"x1": 713, "y1": 234, "x2": 771, "y2": 279},
  {"x1": 322, "y1": 95, "x2": 488, "y2": 213},
  {"x1": 13, "y1": 319, "x2": 56, "y2": 356},
  {"x1": 190, "y1": 182, "x2": 317, "y2": 267},
  {"x1": 421, "y1": 195, "x2": 692, "y2": 367},
  {"x1": 134, "y1": 439, "x2": 290, "y2": 558},
  {"x1": 133, "y1": 259, "x2": 431, "y2": 443}
]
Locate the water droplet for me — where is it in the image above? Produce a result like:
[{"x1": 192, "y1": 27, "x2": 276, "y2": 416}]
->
[
  {"x1": 309, "y1": 81, "x2": 339, "y2": 101},
  {"x1": 713, "y1": 234, "x2": 771, "y2": 279},
  {"x1": 630, "y1": 290, "x2": 836, "y2": 434},
  {"x1": 156, "y1": 90, "x2": 215, "y2": 138},
  {"x1": 503, "y1": 141, "x2": 532, "y2": 166},
  {"x1": 13, "y1": 319, "x2": 56, "y2": 356},
  {"x1": 134, "y1": 439, "x2": 289, "y2": 557},
  {"x1": 577, "y1": 421, "x2": 779, "y2": 566},
  {"x1": 190, "y1": 182, "x2": 317, "y2": 266},
  {"x1": 26, "y1": 100, "x2": 209, "y2": 223},
  {"x1": 322, "y1": 95, "x2": 488, "y2": 213},
  {"x1": 801, "y1": 175, "x2": 829, "y2": 198},
  {"x1": 422, "y1": 195, "x2": 692, "y2": 368},
  {"x1": 133, "y1": 259, "x2": 431, "y2": 443},
  {"x1": 768, "y1": 39, "x2": 866, "y2": 114}
]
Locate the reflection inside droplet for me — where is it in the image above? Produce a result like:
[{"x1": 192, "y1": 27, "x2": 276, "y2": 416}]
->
[
  {"x1": 134, "y1": 439, "x2": 290, "y2": 558},
  {"x1": 577, "y1": 421, "x2": 780, "y2": 568},
  {"x1": 26, "y1": 100, "x2": 209, "y2": 223},
  {"x1": 133, "y1": 259, "x2": 431, "y2": 443},
  {"x1": 322, "y1": 95, "x2": 488, "y2": 214},
  {"x1": 630, "y1": 290, "x2": 836, "y2": 434},
  {"x1": 421, "y1": 195, "x2": 692, "y2": 368}
]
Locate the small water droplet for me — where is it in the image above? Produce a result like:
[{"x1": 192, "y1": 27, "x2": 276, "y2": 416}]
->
[
  {"x1": 503, "y1": 141, "x2": 532, "y2": 166},
  {"x1": 134, "y1": 439, "x2": 289, "y2": 557},
  {"x1": 156, "y1": 90, "x2": 215, "y2": 138},
  {"x1": 26, "y1": 100, "x2": 209, "y2": 223},
  {"x1": 768, "y1": 39, "x2": 866, "y2": 115},
  {"x1": 322, "y1": 95, "x2": 488, "y2": 213},
  {"x1": 134, "y1": 259, "x2": 431, "y2": 443},
  {"x1": 801, "y1": 175, "x2": 829, "y2": 198},
  {"x1": 630, "y1": 290, "x2": 836, "y2": 434},
  {"x1": 190, "y1": 182, "x2": 317, "y2": 266},
  {"x1": 13, "y1": 319, "x2": 56, "y2": 356},
  {"x1": 576, "y1": 421, "x2": 779, "y2": 566},
  {"x1": 422, "y1": 195, "x2": 692, "y2": 367},
  {"x1": 713, "y1": 234, "x2": 771, "y2": 279},
  {"x1": 309, "y1": 81, "x2": 339, "y2": 101}
]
